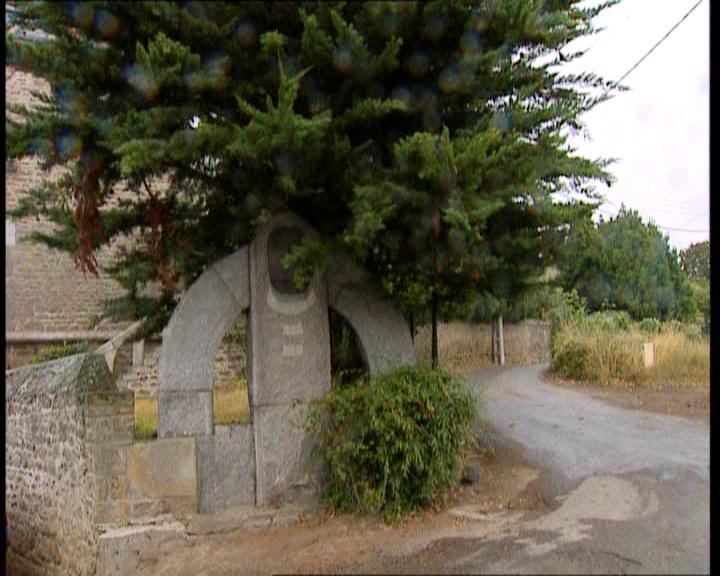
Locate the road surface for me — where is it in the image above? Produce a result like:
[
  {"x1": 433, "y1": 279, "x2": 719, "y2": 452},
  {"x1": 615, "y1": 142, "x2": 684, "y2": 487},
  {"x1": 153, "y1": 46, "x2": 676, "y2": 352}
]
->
[{"x1": 369, "y1": 364, "x2": 710, "y2": 574}]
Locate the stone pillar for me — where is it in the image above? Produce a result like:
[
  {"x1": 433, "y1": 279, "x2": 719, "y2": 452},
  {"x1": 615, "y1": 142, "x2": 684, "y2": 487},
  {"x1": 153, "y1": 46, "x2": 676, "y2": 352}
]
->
[{"x1": 249, "y1": 213, "x2": 331, "y2": 505}]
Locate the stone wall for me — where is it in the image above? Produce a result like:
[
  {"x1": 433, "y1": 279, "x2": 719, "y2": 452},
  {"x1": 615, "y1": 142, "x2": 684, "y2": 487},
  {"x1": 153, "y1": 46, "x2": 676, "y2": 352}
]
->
[
  {"x1": 415, "y1": 319, "x2": 551, "y2": 372},
  {"x1": 113, "y1": 329, "x2": 247, "y2": 400},
  {"x1": 7, "y1": 330, "x2": 246, "y2": 402},
  {"x1": 5, "y1": 353, "x2": 132, "y2": 576},
  {"x1": 5, "y1": 352, "x2": 198, "y2": 575},
  {"x1": 6, "y1": 65, "x2": 130, "y2": 351}
]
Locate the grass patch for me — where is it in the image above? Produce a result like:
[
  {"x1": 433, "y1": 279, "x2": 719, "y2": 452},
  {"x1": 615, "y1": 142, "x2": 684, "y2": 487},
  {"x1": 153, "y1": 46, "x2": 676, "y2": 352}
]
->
[
  {"x1": 652, "y1": 331, "x2": 709, "y2": 387},
  {"x1": 133, "y1": 377, "x2": 250, "y2": 438},
  {"x1": 213, "y1": 377, "x2": 251, "y2": 425},
  {"x1": 551, "y1": 317, "x2": 709, "y2": 389},
  {"x1": 134, "y1": 397, "x2": 158, "y2": 439}
]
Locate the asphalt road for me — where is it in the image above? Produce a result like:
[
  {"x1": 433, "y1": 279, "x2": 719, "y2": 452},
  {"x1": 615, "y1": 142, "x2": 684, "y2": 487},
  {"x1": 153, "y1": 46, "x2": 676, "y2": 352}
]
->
[{"x1": 372, "y1": 364, "x2": 710, "y2": 574}]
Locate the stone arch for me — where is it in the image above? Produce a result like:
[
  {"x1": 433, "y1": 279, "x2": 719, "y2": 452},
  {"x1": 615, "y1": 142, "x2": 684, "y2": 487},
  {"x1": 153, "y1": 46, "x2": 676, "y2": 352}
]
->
[
  {"x1": 327, "y1": 254, "x2": 416, "y2": 375},
  {"x1": 158, "y1": 247, "x2": 249, "y2": 438},
  {"x1": 157, "y1": 215, "x2": 416, "y2": 512}
]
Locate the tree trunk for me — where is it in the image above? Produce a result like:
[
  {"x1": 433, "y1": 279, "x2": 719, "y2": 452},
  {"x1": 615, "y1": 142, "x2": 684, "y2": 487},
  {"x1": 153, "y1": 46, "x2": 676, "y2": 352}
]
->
[
  {"x1": 409, "y1": 312, "x2": 415, "y2": 345},
  {"x1": 498, "y1": 313, "x2": 506, "y2": 366},
  {"x1": 431, "y1": 290, "x2": 438, "y2": 369}
]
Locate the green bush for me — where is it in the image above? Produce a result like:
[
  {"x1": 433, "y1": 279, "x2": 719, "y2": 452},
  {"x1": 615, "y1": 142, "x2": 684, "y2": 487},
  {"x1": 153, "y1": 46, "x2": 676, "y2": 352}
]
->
[
  {"x1": 30, "y1": 341, "x2": 94, "y2": 365},
  {"x1": 545, "y1": 288, "x2": 587, "y2": 346},
  {"x1": 584, "y1": 311, "x2": 633, "y2": 332},
  {"x1": 307, "y1": 366, "x2": 477, "y2": 522},
  {"x1": 684, "y1": 323, "x2": 703, "y2": 340},
  {"x1": 661, "y1": 319, "x2": 703, "y2": 339},
  {"x1": 608, "y1": 311, "x2": 632, "y2": 331},
  {"x1": 638, "y1": 317, "x2": 662, "y2": 334},
  {"x1": 551, "y1": 335, "x2": 591, "y2": 381}
]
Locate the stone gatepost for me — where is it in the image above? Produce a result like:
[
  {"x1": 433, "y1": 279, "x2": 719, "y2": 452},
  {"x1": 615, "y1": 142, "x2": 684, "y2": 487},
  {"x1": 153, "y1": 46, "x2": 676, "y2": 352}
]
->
[{"x1": 249, "y1": 213, "x2": 331, "y2": 505}]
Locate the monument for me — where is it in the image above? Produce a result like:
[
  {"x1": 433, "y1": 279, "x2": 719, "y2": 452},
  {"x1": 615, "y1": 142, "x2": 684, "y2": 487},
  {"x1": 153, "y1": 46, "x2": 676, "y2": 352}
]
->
[{"x1": 158, "y1": 212, "x2": 415, "y2": 511}]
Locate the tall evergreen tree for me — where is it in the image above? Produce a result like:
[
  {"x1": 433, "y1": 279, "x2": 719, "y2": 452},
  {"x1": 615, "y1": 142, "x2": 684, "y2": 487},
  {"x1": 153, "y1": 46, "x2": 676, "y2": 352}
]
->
[
  {"x1": 559, "y1": 207, "x2": 694, "y2": 320},
  {"x1": 7, "y1": 1, "x2": 617, "y2": 349}
]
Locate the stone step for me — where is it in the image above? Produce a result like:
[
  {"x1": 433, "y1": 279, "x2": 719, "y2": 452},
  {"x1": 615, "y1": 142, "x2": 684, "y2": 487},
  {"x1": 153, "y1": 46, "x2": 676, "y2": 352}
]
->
[
  {"x1": 96, "y1": 521, "x2": 186, "y2": 576},
  {"x1": 96, "y1": 502, "x2": 323, "y2": 575},
  {"x1": 186, "y1": 501, "x2": 322, "y2": 536}
]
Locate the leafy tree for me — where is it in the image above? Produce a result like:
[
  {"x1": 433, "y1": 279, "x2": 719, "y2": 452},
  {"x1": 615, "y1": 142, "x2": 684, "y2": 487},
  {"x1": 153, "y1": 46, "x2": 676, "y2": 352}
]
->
[
  {"x1": 678, "y1": 241, "x2": 709, "y2": 333},
  {"x1": 559, "y1": 206, "x2": 694, "y2": 320},
  {"x1": 680, "y1": 240, "x2": 709, "y2": 281},
  {"x1": 7, "y1": 1, "x2": 617, "y2": 352}
]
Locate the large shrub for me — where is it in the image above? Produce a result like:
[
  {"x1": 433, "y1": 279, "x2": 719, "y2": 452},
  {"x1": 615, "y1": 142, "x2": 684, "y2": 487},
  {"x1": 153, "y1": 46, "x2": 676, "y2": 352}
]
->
[{"x1": 307, "y1": 366, "x2": 476, "y2": 521}]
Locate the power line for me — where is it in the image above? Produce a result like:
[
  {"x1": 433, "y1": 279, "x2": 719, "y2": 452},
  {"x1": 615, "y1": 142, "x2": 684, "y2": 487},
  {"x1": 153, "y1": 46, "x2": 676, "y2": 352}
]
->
[
  {"x1": 594, "y1": 208, "x2": 708, "y2": 233},
  {"x1": 602, "y1": 197, "x2": 708, "y2": 217},
  {"x1": 602, "y1": 197, "x2": 706, "y2": 216},
  {"x1": 675, "y1": 212, "x2": 708, "y2": 229},
  {"x1": 612, "y1": 0, "x2": 705, "y2": 88},
  {"x1": 602, "y1": 189, "x2": 709, "y2": 211},
  {"x1": 655, "y1": 225, "x2": 708, "y2": 233}
]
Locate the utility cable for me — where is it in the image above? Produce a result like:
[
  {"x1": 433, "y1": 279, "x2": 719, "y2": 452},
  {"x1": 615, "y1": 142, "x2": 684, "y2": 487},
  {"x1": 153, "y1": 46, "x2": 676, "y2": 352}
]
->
[{"x1": 612, "y1": 0, "x2": 705, "y2": 88}]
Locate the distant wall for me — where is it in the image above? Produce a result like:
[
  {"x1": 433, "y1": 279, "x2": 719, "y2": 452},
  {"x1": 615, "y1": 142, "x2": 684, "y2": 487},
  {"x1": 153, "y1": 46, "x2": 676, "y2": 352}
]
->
[
  {"x1": 5, "y1": 153, "x2": 129, "y2": 336},
  {"x1": 415, "y1": 320, "x2": 550, "y2": 372},
  {"x1": 7, "y1": 330, "x2": 247, "y2": 403}
]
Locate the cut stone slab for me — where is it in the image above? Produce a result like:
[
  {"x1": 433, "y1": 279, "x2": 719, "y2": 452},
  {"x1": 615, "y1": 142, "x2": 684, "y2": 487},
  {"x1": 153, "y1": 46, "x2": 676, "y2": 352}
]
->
[
  {"x1": 96, "y1": 522, "x2": 186, "y2": 576},
  {"x1": 186, "y1": 501, "x2": 322, "y2": 535},
  {"x1": 195, "y1": 424, "x2": 256, "y2": 513},
  {"x1": 253, "y1": 404, "x2": 321, "y2": 506},
  {"x1": 271, "y1": 501, "x2": 323, "y2": 527},
  {"x1": 187, "y1": 505, "x2": 274, "y2": 535},
  {"x1": 158, "y1": 258, "x2": 243, "y2": 397},
  {"x1": 211, "y1": 247, "x2": 250, "y2": 310},
  {"x1": 158, "y1": 391, "x2": 213, "y2": 438},
  {"x1": 127, "y1": 438, "x2": 196, "y2": 502},
  {"x1": 327, "y1": 253, "x2": 416, "y2": 375},
  {"x1": 248, "y1": 212, "x2": 332, "y2": 407}
]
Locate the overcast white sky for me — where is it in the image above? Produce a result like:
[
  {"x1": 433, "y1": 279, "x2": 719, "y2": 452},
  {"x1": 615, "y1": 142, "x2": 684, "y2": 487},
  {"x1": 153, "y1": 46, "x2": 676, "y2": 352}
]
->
[{"x1": 561, "y1": 0, "x2": 709, "y2": 251}]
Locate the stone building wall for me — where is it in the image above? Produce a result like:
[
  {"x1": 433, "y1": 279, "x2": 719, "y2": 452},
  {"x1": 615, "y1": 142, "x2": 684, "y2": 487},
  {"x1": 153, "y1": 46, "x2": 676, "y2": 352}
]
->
[
  {"x1": 5, "y1": 64, "x2": 248, "y2": 390},
  {"x1": 415, "y1": 319, "x2": 551, "y2": 373},
  {"x1": 6, "y1": 65, "x2": 131, "y2": 364},
  {"x1": 5, "y1": 353, "x2": 134, "y2": 576}
]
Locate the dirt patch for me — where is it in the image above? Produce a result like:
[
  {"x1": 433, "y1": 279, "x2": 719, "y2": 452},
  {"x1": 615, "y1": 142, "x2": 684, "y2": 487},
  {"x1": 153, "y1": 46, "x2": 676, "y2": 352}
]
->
[
  {"x1": 129, "y1": 435, "x2": 543, "y2": 576},
  {"x1": 541, "y1": 369, "x2": 709, "y2": 423}
]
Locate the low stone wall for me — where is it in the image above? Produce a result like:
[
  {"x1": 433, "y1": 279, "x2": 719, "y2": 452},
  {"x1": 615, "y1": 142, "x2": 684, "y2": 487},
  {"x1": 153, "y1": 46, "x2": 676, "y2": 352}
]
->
[
  {"x1": 415, "y1": 319, "x2": 550, "y2": 372},
  {"x1": 5, "y1": 353, "x2": 200, "y2": 575},
  {"x1": 6, "y1": 353, "x2": 132, "y2": 575}
]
